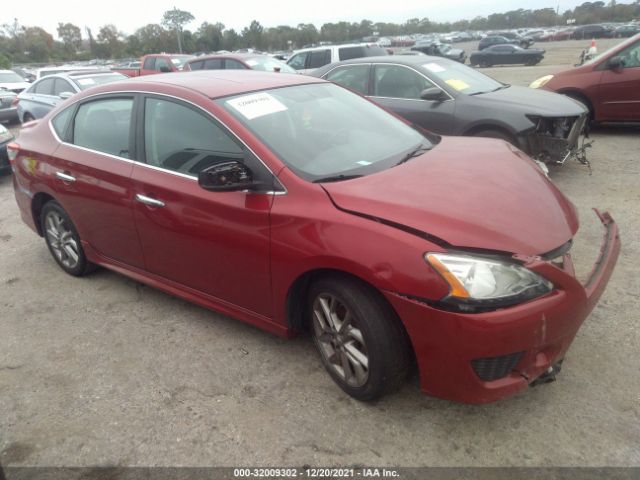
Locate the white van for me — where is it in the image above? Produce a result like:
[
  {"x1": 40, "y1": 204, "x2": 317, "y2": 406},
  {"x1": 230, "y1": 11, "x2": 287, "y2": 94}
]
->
[{"x1": 287, "y1": 43, "x2": 388, "y2": 74}]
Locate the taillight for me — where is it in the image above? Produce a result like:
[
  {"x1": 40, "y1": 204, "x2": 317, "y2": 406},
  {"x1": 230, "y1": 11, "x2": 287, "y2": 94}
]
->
[
  {"x1": 11, "y1": 97, "x2": 19, "y2": 107},
  {"x1": 7, "y1": 142, "x2": 20, "y2": 162}
]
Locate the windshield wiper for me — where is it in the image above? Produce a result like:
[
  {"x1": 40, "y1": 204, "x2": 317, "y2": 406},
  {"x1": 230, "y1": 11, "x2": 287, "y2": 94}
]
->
[
  {"x1": 469, "y1": 84, "x2": 511, "y2": 96},
  {"x1": 313, "y1": 174, "x2": 363, "y2": 183},
  {"x1": 395, "y1": 144, "x2": 431, "y2": 166}
]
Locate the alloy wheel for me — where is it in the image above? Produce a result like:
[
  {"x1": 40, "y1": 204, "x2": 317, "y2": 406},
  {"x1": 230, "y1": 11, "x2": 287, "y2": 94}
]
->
[
  {"x1": 44, "y1": 211, "x2": 80, "y2": 270},
  {"x1": 312, "y1": 293, "x2": 369, "y2": 387}
]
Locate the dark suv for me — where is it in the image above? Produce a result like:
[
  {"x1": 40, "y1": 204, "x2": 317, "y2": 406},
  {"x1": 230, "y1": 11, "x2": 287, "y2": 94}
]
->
[{"x1": 572, "y1": 25, "x2": 615, "y2": 39}]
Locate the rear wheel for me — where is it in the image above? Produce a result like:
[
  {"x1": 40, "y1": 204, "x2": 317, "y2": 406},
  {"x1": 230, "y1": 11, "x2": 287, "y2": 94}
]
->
[
  {"x1": 22, "y1": 113, "x2": 34, "y2": 123},
  {"x1": 308, "y1": 275, "x2": 410, "y2": 401},
  {"x1": 41, "y1": 201, "x2": 96, "y2": 276},
  {"x1": 479, "y1": 59, "x2": 492, "y2": 68}
]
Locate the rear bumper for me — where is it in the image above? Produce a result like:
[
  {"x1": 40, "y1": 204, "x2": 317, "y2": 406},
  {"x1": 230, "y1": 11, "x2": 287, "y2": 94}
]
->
[{"x1": 386, "y1": 210, "x2": 620, "y2": 404}]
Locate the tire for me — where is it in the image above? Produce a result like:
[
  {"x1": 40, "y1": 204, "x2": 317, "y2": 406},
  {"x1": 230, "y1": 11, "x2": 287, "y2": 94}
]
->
[
  {"x1": 563, "y1": 93, "x2": 593, "y2": 123},
  {"x1": 308, "y1": 275, "x2": 410, "y2": 401},
  {"x1": 22, "y1": 113, "x2": 34, "y2": 123},
  {"x1": 471, "y1": 129, "x2": 516, "y2": 146},
  {"x1": 480, "y1": 60, "x2": 492, "y2": 68},
  {"x1": 40, "y1": 200, "x2": 96, "y2": 277}
]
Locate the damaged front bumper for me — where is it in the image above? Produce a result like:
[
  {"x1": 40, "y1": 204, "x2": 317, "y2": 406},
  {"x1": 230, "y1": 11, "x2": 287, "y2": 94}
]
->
[
  {"x1": 384, "y1": 209, "x2": 620, "y2": 404},
  {"x1": 523, "y1": 113, "x2": 591, "y2": 166}
]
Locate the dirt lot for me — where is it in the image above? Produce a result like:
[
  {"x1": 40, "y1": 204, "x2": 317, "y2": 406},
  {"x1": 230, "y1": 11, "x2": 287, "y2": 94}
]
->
[{"x1": 0, "y1": 39, "x2": 639, "y2": 468}]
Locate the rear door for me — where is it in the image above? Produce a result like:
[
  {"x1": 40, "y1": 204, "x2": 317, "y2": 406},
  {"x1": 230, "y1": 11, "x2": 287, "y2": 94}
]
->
[
  {"x1": 370, "y1": 64, "x2": 455, "y2": 134},
  {"x1": 597, "y1": 39, "x2": 640, "y2": 121},
  {"x1": 49, "y1": 95, "x2": 145, "y2": 267},
  {"x1": 130, "y1": 94, "x2": 275, "y2": 316}
]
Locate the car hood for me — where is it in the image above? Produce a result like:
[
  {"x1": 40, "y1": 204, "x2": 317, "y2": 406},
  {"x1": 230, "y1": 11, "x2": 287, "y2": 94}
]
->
[
  {"x1": 322, "y1": 137, "x2": 578, "y2": 255},
  {"x1": 472, "y1": 85, "x2": 586, "y2": 116}
]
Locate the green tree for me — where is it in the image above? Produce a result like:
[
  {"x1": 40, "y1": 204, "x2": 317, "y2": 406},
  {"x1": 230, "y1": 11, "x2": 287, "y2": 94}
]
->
[
  {"x1": 161, "y1": 7, "x2": 194, "y2": 53},
  {"x1": 57, "y1": 22, "x2": 82, "y2": 54},
  {"x1": 96, "y1": 24, "x2": 124, "y2": 58},
  {"x1": 242, "y1": 20, "x2": 264, "y2": 49},
  {"x1": 0, "y1": 54, "x2": 10, "y2": 69}
]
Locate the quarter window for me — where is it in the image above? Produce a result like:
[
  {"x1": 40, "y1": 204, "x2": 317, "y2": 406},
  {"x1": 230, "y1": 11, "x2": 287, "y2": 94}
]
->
[
  {"x1": 143, "y1": 98, "x2": 243, "y2": 176},
  {"x1": 325, "y1": 65, "x2": 370, "y2": 95},
  {"x1": 373, "y1": 65, "x2": 430, "y2": 100},
  {"x1": 72, "y1": 98, "x2": 133, "y2": 158},
  {"x1": 51, "y1": 106, "x2": 74, "y2": 141}
]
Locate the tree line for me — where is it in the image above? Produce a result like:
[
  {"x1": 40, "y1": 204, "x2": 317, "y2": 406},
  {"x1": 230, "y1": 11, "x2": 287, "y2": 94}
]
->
[{"x1": 0, "y1": 1, "x2": 639, "y2": 65}]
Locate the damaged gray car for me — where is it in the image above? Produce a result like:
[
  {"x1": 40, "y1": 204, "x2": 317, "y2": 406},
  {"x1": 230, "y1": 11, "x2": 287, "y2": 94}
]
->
[{"x1": 311, "y1": 56, "x2": 590, "y2": 167}]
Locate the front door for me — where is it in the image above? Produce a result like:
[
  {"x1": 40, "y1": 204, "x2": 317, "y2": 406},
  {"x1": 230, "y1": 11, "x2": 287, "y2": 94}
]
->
[
  {"x1": 598, "y1": 39, "x2": 640, "y2": 121},
  {"x1": 131, "y1": 95, "x2": 274, "y2": 316},
  {"x1": 370, "y1": 64, "x2": 455, "y2": 134}
]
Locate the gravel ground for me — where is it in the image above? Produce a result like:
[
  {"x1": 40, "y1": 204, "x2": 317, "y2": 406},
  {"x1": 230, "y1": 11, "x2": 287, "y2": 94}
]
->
[{"x1": 0, "y1": 38, "x2": 639, "y2": 468}]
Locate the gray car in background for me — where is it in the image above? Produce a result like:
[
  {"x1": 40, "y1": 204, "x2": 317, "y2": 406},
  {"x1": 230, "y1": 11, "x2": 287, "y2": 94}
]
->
[
  {"x1": 0, "y1": 88, "x2": 18, "y2": 124},
  {"x1": 16, "y1": 70, "x2": 126, "y2": 123},
  {"x1": 311, "y1": 56, "x2": 588, "y2": 164}
]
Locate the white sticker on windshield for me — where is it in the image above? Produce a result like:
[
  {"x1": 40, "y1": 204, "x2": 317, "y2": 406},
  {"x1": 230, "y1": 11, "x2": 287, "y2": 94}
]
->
[
  {"x1": 77, "y1": 78, "x2": 95, "y2": 86},
  {"x1": 226, "y1": 92, "x2": 287, "y2": 120},
  {"x1": 423, "y1": 62, "x2": 446, "y2": 73}
]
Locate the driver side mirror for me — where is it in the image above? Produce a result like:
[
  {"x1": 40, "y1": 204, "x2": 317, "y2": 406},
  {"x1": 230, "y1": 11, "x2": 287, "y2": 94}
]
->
[
  {"x1": 198, "y1": 160, "x2": 258, "y2": 192},
  {"x1": 420, "y1": 87, "x2": 447, "y2": 102},
  {"x1": 608, "y1": 56, "x2": 625, "y2": 70},
  {"x1": 159, "y1": 65, "x2": 172, "y2": 73},
  {"x1": 58, "y1": 91, "x2": 74, "y2": 100}
]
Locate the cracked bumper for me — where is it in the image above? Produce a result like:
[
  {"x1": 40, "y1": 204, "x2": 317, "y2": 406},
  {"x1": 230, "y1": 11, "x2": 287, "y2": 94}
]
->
[{"x1": 384, "y1": 210, "x2": 620, "y2": 404}]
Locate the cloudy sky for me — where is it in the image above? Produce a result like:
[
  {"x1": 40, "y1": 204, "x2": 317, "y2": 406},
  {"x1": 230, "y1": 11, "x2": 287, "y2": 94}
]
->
[{"x1": 7, "y1": 0, "x2": 614, "y2": 38}]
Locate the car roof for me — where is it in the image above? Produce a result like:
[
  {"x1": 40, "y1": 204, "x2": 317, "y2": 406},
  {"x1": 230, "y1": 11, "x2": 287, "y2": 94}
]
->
[
  {"x1": 318, "y1": 55, "x2": 452, "y2": 67},
  {"x1": 187, "y1": 53, "x2": 271, "y2": 63},
  {"x1": 88, "y1": 70, "x2": 325, "y2": 99},
  {"x1": 34, "y1": 70, "x2": 119, "y2": 81}
]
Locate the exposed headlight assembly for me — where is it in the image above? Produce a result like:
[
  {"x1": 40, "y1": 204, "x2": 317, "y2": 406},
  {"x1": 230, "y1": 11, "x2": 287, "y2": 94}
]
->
[
  {"x1": 426, "y1": 253, "x2": 553, "y2": 311},
  {"x1": 529, "y1": 75, "x2": 554, "y2": 89}
]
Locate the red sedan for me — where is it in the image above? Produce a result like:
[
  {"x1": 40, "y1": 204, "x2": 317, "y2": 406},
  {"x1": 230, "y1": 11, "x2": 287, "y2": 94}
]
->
[
  {"x1": 531, "y1": 33, "x2": 640, "y2": 122},
  {"x1": 7, "y1": 71, "x2": 620, "y2": 403}
]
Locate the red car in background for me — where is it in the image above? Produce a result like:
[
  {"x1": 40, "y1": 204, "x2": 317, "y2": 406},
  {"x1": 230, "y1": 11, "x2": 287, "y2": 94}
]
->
[
  {"x1": 531, "y1": 34, "x2": 640, "y2": 122},
  {"x1": 7, "y1": 71, "x2": 619, "y2": 404},
  {"x1": 112, "y1": 53, "x2": 194, "y2": 77},
  {"x1": 184, "y1": 53, "x2": 297, "y2": 74}
]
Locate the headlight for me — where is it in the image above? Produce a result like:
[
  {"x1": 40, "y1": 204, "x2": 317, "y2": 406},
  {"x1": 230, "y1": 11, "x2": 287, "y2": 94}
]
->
[
  {"x1": 529, "y1": 75, "x2": 554, "y2": 89},
  {"x1": 0, "y1": 126, "x2": 13, "y2": 143},
  {"x1": 426, "y1": 253, "x2": 553, "y2": 310}
]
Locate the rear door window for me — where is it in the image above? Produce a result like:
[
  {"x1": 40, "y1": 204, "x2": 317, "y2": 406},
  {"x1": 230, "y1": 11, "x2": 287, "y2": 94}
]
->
[
  {"x1": 34, "y1": 78, "x2": 55, "y2": 95},
  {"x1": 224, "y1": 59, "x2": 246, "y2": 70},
  {"x1": 72, "y1": 98, "x2": 134, "y2": 158},
  {"x1": 204, "y1": 59, "x2": 223, "y2": 69},
  {"x1": 188, "y1": 60, "x2": 204, "y2": 70},
  {"x1": 53, "y1": 79, "x2": 74, "y2": 96}
]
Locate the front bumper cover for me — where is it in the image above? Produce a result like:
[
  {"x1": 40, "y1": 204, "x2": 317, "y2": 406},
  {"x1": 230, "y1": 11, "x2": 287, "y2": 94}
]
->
[{"x1": 385, "y1": 209, "x2": 620, "y2": 404}]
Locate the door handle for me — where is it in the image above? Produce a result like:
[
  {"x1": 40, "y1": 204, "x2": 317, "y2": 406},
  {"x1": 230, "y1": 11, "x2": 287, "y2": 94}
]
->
[
  {"x1": 135, "y1": 194, "x2": 165, "y2": 208},
  {"x1": 55, "y1": 171, "x2": 76, "y2": 182}
]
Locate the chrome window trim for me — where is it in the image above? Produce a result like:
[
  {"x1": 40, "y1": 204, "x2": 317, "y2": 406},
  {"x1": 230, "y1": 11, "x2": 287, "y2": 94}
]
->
[{"x1": 48, "y1": 89, "x2": 287, "y2": 194}]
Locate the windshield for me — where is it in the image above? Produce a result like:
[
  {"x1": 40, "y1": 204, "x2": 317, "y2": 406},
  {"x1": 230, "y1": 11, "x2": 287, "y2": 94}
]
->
[
  {"x1": 218, "y1": 83, "x2": 432, "y2": 181},
  {"x1": 0, "y1": 72, "x2": 25, "y2": 83},
  {"x1": 73, "y1": 73, "x2": 127, "y2": 90},
  {"x1": 246, "y1": 57, "x2": 297, "y2": 74},
  {"x1": 170, "y1": 55, "x2": 194, "y2": 69},
  {"x1": 421, "y1": 61, "x2": 504, "y2": 95}
]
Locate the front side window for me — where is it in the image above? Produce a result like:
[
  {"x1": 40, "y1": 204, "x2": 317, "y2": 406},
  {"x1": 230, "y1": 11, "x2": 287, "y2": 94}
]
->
[
  {"x1": 325, "y1": 65, "x2": 370, "y2": 95},
  {"x1": 224, "y1": 59, "x2": 246, "y2": 70},
  {"x1": 144, "y1": 97, "x2": 243, "y2": 176},
  {"x1": 53, "y1": 79, "x2": 74, "y2": 96},
  {"x1": 373, "y1": 65, "x2": 430, "y2": 100},
  {"x1": 219, "y1": 83, "x2": 432, "y2": 181},
  {"x1": 187, "y1": 61, "x2": 203, "y2": 70},
  {"x1": 72, "y1": 98, "x2": 133, "y2": 158},
  {"x1": 309, "y1": 50, "x2": 330, "y2": 69},
  {"x1": 203, "y1": 59, "x2": 223, "y2": 69},
  {"x1": 287, "y1": 52, "x2": 309, "y2": 70},
  {"x1": 155, "y1": 58, "x2": 171, "y2": 72},
  {"x1": 617, "y1": 40, "x2": 640, "y2": 68},
  {"x1": 143, "y1": 57, "x2": 156, "y2": 70}
]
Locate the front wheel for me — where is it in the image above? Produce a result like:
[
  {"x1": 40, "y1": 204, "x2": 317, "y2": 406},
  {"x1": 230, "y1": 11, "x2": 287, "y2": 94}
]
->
[
  {"x1": 308, "y1": 275, "x2": 410, "y2": 401},
  {"x1": 41, "y1": 201, "x2": 96, "y2": 276}
]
